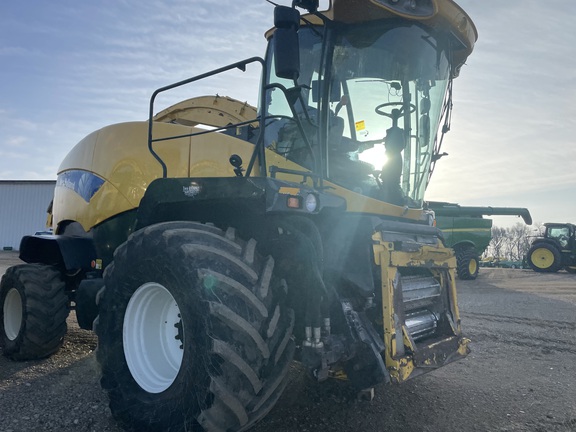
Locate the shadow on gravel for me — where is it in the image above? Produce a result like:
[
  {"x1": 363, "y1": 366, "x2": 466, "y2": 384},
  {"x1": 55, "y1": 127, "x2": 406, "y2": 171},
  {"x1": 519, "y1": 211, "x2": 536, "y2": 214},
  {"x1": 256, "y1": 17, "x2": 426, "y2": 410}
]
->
[
  {"x1": 0, "y1": 351, "x2": 48, "y2": 381},
  {"x1": 0, "y1": 353, "x2": 118, "y2": 432}
]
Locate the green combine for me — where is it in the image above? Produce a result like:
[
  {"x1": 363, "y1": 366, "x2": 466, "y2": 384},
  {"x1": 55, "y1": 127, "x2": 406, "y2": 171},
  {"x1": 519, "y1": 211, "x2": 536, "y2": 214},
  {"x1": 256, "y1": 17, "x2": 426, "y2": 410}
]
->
[{"x1": 428, "y1": 201, "x2": 532, "y2": 279}]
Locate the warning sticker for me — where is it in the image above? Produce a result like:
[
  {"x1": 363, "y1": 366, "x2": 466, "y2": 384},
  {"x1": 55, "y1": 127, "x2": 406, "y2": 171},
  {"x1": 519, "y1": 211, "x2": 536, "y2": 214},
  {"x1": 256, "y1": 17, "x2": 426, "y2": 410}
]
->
[{"x1": 355, "y1": 120, "x2": 366, "y2": 131}]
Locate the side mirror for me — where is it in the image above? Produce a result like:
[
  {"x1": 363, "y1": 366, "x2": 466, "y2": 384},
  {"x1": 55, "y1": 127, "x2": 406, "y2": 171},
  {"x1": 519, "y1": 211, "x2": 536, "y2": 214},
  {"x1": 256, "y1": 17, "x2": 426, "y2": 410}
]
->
[{"x1": 273, "y1": 6, "x2": 300, "y2": 81}]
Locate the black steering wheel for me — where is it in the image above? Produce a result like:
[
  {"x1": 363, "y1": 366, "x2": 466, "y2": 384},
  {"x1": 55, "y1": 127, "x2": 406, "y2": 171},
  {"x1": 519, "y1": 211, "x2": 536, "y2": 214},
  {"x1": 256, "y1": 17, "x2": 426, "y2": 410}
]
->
[{"x1": 375, "y1": 102, "x2": 416, "y2": 119}]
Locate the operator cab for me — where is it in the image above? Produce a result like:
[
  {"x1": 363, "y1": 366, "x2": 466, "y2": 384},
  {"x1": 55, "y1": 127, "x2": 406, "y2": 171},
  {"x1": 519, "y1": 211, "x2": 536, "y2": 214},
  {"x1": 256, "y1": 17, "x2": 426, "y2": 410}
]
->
[
  {"x1": 545, "y1": 223, "x2": 574, "y2": 249},
  {"x1": 262, "y1": 14, "x2": 454, "y2": 209}
]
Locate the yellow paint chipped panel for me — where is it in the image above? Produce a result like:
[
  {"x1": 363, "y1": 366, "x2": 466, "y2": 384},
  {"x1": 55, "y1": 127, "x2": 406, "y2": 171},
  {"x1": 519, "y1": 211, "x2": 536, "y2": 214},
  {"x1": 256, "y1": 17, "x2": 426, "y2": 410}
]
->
[
  {"x1": 324, "y1": 181, "x2": 423, "y2": 219},
  {"x1": 278, "y1": 187, "x2": 301, "y2": 195}
]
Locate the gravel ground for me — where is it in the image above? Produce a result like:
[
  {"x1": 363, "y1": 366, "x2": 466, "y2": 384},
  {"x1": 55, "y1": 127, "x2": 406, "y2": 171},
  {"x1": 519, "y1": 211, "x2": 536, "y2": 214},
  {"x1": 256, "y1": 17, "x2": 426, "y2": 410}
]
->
[{"x1": 1, "y1": 251, "x2": 575, "y2": 432}]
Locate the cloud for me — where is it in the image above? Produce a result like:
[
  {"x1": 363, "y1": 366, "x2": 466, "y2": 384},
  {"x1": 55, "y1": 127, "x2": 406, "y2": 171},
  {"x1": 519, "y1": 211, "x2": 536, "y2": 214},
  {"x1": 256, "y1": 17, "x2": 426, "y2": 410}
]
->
[
  {"x1": 0, "y1": 149, "x2": 29, "y2": 159},
  {"x1": 4, "y1": 136, "x2": 28, "y2": 148},
  {"x1": 0, "y1": 46, "x2": 33, "y2": 56}
]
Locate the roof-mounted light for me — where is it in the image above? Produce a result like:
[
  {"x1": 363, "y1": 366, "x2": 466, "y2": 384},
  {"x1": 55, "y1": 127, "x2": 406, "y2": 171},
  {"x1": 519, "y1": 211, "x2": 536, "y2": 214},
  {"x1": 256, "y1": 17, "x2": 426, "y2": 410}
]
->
[
  {"x1": 369, "y1": 0, "x2": 437, "y2": 19},
  {"x1": 292, "y1": 0, "x2": 319, "y2": 13}
]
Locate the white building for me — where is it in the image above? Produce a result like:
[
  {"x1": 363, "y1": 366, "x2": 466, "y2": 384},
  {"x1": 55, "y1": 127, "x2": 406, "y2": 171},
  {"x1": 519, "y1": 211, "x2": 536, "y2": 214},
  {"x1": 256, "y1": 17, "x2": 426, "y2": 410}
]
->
[{"x1": 0, "y1": 181, "x2": 56, "y2": 251}]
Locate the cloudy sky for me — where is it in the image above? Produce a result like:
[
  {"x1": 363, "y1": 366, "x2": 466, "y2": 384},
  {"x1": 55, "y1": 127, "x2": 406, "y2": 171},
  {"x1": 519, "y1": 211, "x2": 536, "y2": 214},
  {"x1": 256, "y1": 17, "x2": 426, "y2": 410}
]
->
[{"x1": 1, "y1": 1, "x2": 575, "y2": 228}]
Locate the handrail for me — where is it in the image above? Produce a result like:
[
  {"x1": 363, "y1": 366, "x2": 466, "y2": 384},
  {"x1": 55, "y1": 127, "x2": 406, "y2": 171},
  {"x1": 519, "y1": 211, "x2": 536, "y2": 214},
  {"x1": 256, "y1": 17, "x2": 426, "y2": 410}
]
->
[{"x1": 147, "y1": 57, "x2": 265, "y2": 178}]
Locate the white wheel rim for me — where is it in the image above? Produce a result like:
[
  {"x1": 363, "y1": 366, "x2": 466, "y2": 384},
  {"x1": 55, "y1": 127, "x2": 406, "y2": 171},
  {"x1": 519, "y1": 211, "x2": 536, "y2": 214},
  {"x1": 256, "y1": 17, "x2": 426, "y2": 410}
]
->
[
  {"x1": 123, "y1": 282, "x2": 184, "y2": 393},
  {"x1": 3, "y1": 288, "x2": 23, "y2": 341}
]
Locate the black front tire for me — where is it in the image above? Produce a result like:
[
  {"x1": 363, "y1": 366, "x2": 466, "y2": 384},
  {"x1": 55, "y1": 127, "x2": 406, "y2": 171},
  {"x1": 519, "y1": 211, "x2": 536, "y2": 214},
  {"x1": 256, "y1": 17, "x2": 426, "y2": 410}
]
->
[
  {"x1": 0, "y1": 264, "x2": 68, "y2": 360},
  {"x1": 456, "y1": 248, "x2": 480, "y2": 280},
  {"x1": 528, "y1": 243, "x2": 562, "y2": 273},
  {"x1": 96, "y1": 221, "x2": 295, "y2": 432}
]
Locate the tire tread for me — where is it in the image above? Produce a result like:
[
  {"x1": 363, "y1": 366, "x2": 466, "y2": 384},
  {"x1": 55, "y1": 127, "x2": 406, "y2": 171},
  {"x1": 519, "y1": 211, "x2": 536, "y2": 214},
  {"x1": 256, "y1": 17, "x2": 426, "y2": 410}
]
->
[
  {"x1": 0, "y1": 264, "x2": 68, "y2": 360},
  {"x1": 96, "y1": 221, "x2": 294, "y2": 432}
]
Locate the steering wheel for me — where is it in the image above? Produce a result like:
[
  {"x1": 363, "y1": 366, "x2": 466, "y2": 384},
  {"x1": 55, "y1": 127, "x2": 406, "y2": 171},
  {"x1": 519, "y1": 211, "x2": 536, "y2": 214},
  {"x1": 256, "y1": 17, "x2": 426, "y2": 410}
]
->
[{"x1": 375, "y1": 102, "x2": 416, "y2": 119}]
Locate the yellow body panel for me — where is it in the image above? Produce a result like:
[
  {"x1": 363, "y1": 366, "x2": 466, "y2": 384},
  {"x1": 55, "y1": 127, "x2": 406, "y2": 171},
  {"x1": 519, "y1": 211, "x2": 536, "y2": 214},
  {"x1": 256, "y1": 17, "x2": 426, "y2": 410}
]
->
[
  {"x1": 189, "y1": 134, "x2": 260, "y2": 178},
  {"x1": 53, "y1": 181, "x2": 136, "y2": 233},
  {"x1": 323, "y1": 182, "x2": 422, "y2": 220},
  {"x1": 56, "y1": 122, "x2": 189, "y2": 231},
  {"x1": 55, "y1": 120, "x2": 261, "y2": 231}
]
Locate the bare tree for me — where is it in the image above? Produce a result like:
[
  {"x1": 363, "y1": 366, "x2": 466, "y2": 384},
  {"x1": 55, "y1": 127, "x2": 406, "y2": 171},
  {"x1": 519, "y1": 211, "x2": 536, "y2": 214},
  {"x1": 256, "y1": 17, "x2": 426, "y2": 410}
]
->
[
  {"x1": 532, "y1": 222, "x2": 545, "y2": 237},
  {"x1": 485, "y1": 223, "x2": 535, "y2": 262},
  {"x1": 486, "y1": 226, "x2": 507, "y2": 259},
  {"x1": 508, "y1": 223, "x2": 531, "y2": 261}
]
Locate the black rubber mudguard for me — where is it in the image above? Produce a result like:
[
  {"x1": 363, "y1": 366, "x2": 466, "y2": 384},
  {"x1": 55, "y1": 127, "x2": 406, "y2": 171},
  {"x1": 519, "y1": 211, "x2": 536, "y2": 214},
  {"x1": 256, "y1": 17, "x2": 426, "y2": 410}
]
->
[{"x1": 19, "y1": 234, "x2": 97, "y2": 272}]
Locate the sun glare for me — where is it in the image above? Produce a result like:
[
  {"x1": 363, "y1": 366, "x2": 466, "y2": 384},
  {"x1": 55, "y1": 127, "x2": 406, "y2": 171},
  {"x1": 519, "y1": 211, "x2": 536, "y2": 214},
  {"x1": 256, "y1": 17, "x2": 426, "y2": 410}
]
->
[{"x1": 358, "y1": 143, "x2": 388, "y2": 170}]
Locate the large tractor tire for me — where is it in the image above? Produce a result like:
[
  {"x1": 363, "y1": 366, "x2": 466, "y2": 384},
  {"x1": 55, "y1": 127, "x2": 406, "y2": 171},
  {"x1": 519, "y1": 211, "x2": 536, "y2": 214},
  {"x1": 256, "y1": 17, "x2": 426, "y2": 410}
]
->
[
  {"x1": 96, "y1": 221, "x2": 295, "y2": 432},
  {"x1": 528, "y1": 243, "x2": 562, "y2": 273},
  {"x1": 456, "y1": 247, "x2": 479, "y2": 280},
  {"x1": 0, "y1": 264, "x2": 68, "y2": 360}
]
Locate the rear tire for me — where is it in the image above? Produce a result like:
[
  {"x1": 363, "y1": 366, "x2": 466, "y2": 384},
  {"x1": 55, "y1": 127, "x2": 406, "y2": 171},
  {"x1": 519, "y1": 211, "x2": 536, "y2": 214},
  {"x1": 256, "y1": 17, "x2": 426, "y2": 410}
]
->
[
  {"x1": 96, "y1": 221, "x2": 295, "y2": 432},
  {"x1": 0, "y1": 264, "x2": 68, "y2": 360},
  {"x1": 528, "y1": 243, "x2": 562, "y2": 273},
  {"x1": 456, "y1": 248, "x2": 479, "y2": 280}
]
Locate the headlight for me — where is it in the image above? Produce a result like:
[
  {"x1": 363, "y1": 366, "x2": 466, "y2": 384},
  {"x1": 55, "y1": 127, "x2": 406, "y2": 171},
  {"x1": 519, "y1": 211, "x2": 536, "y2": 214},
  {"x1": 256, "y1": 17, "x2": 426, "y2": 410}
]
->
[{"x1": 305, "y1": 194, "x2": 318, "y2": 212}]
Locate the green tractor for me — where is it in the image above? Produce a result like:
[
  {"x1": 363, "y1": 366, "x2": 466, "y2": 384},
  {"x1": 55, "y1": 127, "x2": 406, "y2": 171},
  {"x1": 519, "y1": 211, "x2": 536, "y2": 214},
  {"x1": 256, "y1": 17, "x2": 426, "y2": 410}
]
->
[
  {"x1": 0, "y1": 1, "x2": 478, "y2": 431},
  {"x1": 428, "y1": 201, "x2": 532, "y2": 280},
  {"x1": 527, "y1": 223, "x2": 576, "y2": 273}
]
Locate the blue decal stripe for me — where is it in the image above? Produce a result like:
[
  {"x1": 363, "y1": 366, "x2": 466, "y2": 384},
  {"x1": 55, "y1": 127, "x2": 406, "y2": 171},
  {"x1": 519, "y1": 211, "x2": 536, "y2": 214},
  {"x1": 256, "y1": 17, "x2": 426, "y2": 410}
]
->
[{"x1": 57, "y1": 170, "x2": 105, "y2": 203}]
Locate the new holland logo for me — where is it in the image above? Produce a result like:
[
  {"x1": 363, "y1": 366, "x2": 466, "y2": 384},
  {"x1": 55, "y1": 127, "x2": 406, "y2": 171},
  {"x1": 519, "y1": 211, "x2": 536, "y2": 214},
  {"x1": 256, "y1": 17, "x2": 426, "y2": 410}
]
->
[{"x1": 183, "y1": 182, "x2": 201, "y2": 197}]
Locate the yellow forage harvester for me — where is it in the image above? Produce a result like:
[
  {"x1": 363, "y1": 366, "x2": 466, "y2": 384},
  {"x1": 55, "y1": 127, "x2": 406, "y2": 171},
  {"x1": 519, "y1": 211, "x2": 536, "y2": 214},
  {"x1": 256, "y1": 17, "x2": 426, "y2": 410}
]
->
[{"x1": 3, "y1": 1, "x2": 477, "y2": 431}]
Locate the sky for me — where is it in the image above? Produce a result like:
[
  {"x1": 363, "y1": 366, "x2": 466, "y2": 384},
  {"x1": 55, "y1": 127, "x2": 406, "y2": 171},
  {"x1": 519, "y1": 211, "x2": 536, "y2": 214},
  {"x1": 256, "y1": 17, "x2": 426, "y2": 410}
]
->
[{"x1": 1, "y1": 0, "x2": 575, "y2": 229}]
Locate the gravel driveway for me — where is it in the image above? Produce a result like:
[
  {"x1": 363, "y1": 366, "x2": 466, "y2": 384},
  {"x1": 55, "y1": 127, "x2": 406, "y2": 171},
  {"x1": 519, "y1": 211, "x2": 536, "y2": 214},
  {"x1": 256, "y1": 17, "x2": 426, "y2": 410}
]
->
[{"x1": 1, "y1": 252, "x2": 575, "y2": 432}]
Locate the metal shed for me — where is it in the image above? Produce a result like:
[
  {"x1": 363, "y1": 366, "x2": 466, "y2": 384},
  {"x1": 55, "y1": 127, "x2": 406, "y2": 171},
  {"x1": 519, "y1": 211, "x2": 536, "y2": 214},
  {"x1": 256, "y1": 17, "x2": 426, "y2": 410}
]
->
[{"x1": 0, "y1": 181, "x2": 56, "y2": 250}]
